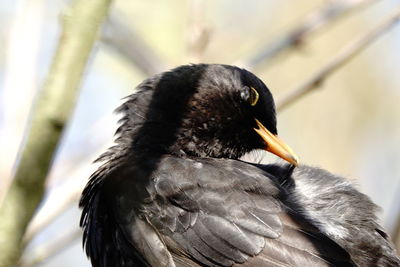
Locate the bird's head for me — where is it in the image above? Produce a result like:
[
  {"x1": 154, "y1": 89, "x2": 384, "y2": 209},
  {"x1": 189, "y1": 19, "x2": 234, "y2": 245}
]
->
[{"x1": 115, "y1": 64, "x2": 298, "y2": 165}]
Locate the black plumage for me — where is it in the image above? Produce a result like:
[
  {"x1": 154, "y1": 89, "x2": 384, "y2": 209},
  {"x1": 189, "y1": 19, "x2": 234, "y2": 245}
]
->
[{"x1": 79, "y1": 64, "x2": 399, "y2": 267}]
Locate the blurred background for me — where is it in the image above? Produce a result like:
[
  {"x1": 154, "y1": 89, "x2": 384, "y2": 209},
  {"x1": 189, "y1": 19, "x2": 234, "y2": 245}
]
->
[{"x1": 0, "y1": 0, "x2": 399, "y2": 266}]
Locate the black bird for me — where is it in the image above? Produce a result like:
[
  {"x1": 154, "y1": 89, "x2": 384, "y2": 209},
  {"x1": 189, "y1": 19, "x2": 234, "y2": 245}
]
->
[{"x1": 80, "y1": 64, "x2": 399, "y2": 267}]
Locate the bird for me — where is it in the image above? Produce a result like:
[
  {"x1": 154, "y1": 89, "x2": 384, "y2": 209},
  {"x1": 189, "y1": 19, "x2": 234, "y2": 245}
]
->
[{"x1": 79, "y1": 64, "x2": 400, "y2": 267}]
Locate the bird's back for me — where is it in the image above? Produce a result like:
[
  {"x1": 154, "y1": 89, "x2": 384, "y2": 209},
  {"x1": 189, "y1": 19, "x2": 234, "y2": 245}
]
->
[{"x1": 79, "y1": 155, "x2": 400, "y2": 266}]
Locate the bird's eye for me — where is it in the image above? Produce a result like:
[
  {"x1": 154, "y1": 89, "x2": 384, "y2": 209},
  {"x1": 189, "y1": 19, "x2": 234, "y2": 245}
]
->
[
  {"x1": 248, "y1": 87, "x2": 259, "y2": 106},
  {"x1": 241, "y1": 86, "x2": 259, "y2": 106}
]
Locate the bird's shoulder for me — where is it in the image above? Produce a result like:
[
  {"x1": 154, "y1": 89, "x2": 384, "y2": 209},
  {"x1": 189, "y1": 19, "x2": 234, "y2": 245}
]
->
[{"x1": 110, "y1": 157, "x2": 280, "y2": 266}]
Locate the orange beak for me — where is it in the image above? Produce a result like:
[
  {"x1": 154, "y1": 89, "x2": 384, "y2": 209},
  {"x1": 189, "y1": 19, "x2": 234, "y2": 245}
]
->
[{"x1": 254, "y1": 119, "x2": 299, "y2": 166}]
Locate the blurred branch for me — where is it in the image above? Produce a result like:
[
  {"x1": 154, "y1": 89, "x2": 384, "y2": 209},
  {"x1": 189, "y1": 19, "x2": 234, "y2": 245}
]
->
[
  {"x1": 239, "y1": 0, "x2": 378, "y2": 70},
  {"x1": 20, "y1": 229, "x2": 81, "y2": 267},
  {"x1": 0, "y1": 0, "x2": 114, "y2": 266},
  {"x1": 101, "y1": 13, "x2": 166, "y2": 76},
  {"x1": 23, "y1": 189, "x2": 81, "y2": 244},
  {"x1": 276, "y1": 7, "x2": 400, "y2": 111},
  {"x1": 186, "y1": 0, "x2": 211, "y2": 63}
]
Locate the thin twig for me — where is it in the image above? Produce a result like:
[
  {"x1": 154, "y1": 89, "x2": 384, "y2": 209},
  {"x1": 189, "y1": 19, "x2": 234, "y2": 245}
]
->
[
  {"x1": 276, "y1": 7, "x2": 400, "y2": 111},
  {"x1": 101, "y1": 13, "x2": 166, "y2": 76},
  {"x1": 238, "y1": 0, "x2": 378, "y2": 70},
  {"x1": 23, "y1": 189, "x2": 81, "y2": 244},
  {"x1": 20, "y1": 228, "x2": 82, "y2": 267}
]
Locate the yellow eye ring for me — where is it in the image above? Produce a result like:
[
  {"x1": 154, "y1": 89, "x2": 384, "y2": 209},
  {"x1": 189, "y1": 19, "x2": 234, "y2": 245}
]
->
[{"x1": 249, "y1": 87, "x2": 259, "y2": 106}]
